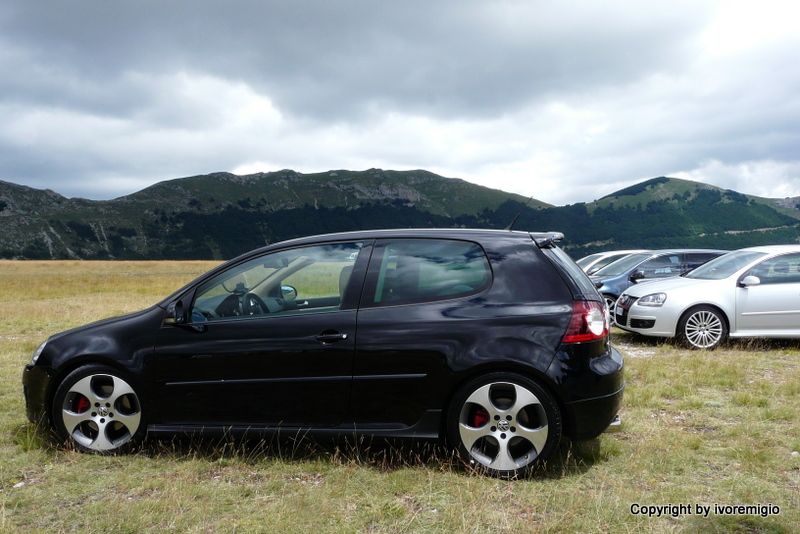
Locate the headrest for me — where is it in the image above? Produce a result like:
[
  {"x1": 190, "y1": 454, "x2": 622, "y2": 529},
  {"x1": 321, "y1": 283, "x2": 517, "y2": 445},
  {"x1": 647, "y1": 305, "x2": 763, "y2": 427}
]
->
[{"x1": 339, "y1": 265, "x2": 354, "y2": 299}]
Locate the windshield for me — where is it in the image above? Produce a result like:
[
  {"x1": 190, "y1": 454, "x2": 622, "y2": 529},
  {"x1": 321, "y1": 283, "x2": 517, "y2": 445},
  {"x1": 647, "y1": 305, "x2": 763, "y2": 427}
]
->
[
  {"x1": 593, "y1": 253, "x2": 651, "y2": 277},
  {"x1": 587, "y1": 253, "x2": 630, "y2": 274},
  {"x1": 576, "y1": 253, "x2": 602, "y2": 268},
  {"x1": 686, "y1": 250, "x2": 767, "y2": 280}
]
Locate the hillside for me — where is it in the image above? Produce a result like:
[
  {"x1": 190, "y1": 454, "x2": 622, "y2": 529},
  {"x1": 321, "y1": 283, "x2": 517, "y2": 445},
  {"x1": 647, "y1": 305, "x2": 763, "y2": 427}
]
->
[
  {"x1": 557, "y1": 176, "x2": 800, "y2": 254},
  {"x1": 0, "y1": 172, "x2": 798, "y2": 259},
  {"x1": 0, "y1": 169, "x2": 546, "y2": 259}
]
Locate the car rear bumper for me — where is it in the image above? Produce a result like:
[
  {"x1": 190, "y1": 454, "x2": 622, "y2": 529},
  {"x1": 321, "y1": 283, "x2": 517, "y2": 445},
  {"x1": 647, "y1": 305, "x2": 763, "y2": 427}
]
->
[
  {"x1": 548, "y1": 343, "x2": 624, "y2": 439},
  {"x1": 563, "y1": 383, "x2": 624, "y2": 439},
  {"x1": 22, "y1": 364, "x2": 53, "y2": 424}
]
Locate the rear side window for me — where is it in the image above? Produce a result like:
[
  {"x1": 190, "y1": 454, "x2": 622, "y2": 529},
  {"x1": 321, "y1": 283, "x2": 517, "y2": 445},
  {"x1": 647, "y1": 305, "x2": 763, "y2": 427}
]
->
[
  {"x1": 544, "y1": 246, "x2": 599, "y2": 299},
  {"x1": 369, "y1": 239, "x2": 491, "y2": 305}
]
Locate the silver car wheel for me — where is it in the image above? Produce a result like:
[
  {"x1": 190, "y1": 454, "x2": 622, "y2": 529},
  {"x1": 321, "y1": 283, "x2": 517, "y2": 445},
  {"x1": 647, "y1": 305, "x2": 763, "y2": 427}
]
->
[
  {"x1": 458, "y1": 382, "x2": 548, "y2": 472},
  {"x1": 604, "y1": 296, "x2": 617, "y2": 325},
  {"x1": 61, "y1": 374, "x2": 142, "y2": 451},
  {"x1": 684, "y1": 310, "x2": 723, "y2": 349}
]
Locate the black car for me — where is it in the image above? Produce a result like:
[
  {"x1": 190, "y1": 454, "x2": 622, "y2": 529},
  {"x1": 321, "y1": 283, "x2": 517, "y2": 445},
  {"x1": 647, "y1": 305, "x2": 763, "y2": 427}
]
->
[{"x1": 23, "y1": 229, "x2": 623, "y2": 478}]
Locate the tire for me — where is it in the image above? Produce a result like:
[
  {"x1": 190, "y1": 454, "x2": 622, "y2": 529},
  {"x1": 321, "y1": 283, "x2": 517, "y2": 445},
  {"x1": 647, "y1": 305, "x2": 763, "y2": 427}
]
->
[
  {"x1": 446, "y1": 372, "x2": 562, "y2": 478},
  {"x1": 51, "y1": 364, "x2": 146, "y2": 453},
  {"x1": 676, "y1": 305, "x2": 728, "y2": 350}
]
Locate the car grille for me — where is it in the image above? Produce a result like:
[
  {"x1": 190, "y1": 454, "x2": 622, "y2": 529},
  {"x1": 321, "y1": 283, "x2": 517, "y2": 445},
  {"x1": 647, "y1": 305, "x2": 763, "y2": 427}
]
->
[{"x1": 615, "y1": 295, "x2": 638, "y2": 327}]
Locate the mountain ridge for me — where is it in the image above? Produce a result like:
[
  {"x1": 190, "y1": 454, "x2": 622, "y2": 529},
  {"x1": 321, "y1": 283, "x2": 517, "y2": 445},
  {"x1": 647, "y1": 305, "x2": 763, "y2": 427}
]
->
[{"x1": 1, "y1": 170, "x2": 798, "y2": 259}]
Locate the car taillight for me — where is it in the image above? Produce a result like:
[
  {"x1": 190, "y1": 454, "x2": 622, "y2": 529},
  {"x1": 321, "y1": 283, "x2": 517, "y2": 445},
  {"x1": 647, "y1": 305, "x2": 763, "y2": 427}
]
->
[{"x1": 562, "y1": 300, "x2": 609, "y2": 344}]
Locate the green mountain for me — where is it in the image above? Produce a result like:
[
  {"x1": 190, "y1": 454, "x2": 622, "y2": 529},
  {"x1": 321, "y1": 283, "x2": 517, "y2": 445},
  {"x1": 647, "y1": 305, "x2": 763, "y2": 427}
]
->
[
  {"x1": 0, "y1": 171, "x2": 797, "y2": 259},
  {"x1": 558, "y1": 176, "x2": 800, "y2": 255}
]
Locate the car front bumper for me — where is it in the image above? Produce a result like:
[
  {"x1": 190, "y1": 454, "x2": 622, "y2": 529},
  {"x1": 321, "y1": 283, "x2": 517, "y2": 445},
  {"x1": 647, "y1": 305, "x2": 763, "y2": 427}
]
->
[
  {"x1": 22, "y1": 364, "x2": 53, "y2": 424},
  {"x1": 614, "y1": 298, "x2": 680, "y2": 337}
]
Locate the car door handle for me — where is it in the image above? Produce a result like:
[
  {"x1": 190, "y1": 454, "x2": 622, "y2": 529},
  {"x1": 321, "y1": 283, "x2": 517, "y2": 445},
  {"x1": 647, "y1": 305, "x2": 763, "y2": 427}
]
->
[{"x1": 315, "y1": 331, "x2": 348, "y2": 343}]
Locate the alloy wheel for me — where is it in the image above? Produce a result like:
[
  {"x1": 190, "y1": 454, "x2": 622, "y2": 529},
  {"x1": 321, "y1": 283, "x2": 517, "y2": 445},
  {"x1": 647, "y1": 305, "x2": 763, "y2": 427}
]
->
[
  {"x1": 60, "y1": 374, "x2": 142, "y2": 451},
  {"x1": 458, "y1": 382, "x2": 548, "y2": 472},
  {"x1": 604, "y1": 296, "x2": 617, "y2": 326},
  {"x1": 683, "y1": 310, "x2": 723, "y2": 349}
]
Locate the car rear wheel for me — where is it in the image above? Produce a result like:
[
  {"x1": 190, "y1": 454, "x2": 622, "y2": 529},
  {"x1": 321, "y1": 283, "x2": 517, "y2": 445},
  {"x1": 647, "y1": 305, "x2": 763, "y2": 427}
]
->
[
  {"x1": 52, "y1": 364, "x2": 145, "y2": 453},
  {"x1": 677, "y1": 306, "x2": 728, "y2": 350},
  {"x1": 447, "y1": 372, "x2": 561, "y2": 478}
]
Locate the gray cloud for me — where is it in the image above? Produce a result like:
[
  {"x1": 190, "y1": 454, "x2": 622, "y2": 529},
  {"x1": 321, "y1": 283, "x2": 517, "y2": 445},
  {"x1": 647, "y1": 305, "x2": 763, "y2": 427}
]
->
[
  {"x1": 0, "y1": 0, "x2": 798, "y2": 204},
  {"x1": 1, "y1": 1, "x2": 711, "y2": 118}
]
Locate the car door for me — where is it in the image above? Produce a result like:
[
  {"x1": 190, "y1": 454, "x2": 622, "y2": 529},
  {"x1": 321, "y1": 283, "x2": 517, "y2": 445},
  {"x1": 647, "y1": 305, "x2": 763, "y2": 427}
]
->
[
  {"x1": 150, "y1": 240, "x2": 371, "y2": 428},
  {"x1": 351, "y1": 238, "x2": 493, "y2": 431},
  {"x1": 735, "y1": 252, "x2": 800, "y2": 334}
]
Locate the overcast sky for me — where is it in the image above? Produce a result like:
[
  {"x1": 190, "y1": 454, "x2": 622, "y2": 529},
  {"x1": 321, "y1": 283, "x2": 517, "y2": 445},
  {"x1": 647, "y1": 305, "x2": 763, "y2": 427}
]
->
[{"x1": 1, "y1": 0, "x2": 798, "y2": 205}]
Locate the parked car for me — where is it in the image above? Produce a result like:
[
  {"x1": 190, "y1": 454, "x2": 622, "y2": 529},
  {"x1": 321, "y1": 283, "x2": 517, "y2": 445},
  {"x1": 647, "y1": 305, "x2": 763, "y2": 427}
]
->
[
  {"x1": 23, "y1": 228, "x2": 623, "y2": 478},
  {"x1": 591, "y1": 249, "x2": 727, "y2": 314},
  {"x1": 615, "y1": 245, "x2": 800, "y2": 349},
  {"x1": 576, "y1": 249, "x2": 649, "y2": 275}
]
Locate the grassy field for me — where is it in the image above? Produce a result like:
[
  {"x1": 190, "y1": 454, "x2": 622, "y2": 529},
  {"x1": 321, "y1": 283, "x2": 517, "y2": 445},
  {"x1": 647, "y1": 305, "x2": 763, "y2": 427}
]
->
[{"x1": 1, "y1": 261, "x2": 798, "y2": 533}]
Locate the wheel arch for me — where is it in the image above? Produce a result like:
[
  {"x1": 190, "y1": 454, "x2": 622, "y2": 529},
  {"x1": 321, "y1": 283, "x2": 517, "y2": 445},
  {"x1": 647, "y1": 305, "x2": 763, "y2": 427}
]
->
[{"x1": 677, "y1": 302, "x2": 731, "y2": 334}]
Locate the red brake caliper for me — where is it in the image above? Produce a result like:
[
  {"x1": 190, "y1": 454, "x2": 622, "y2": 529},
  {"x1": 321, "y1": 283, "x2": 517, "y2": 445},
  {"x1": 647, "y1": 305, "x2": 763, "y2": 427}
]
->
[
  {"x1": 470, "y1": 407, "x2": 489, "y2": 427},
  {"x1": 74, "y1": 395, "x2": 90, "y2": 413}
]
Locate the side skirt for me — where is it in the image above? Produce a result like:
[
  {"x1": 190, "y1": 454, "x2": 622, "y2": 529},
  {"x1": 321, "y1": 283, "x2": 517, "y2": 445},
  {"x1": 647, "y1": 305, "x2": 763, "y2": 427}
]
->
[{"x1": 146, "y1": 410, "x2": 442, "y2": 440}]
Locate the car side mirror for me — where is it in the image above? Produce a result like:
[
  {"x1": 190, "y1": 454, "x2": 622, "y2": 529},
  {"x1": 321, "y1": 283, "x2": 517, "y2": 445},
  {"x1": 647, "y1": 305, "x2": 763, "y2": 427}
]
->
[
  {"x1": 739, "y1": 275, "x2": 761, "y2": 287},
  {"x1": 629, "y1": 270, "x2": 645, "y2": 283},
  {"x1": 164, "y1": 300, "x2": 185, "y2": 325},
  {"x1": 281, "y1": 285, "x2": 297, "y2": 301}
]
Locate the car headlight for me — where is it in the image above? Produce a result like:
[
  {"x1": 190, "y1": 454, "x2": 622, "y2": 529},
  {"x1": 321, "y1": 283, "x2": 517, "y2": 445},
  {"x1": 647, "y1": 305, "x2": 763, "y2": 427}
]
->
[
  {"x1": 30, "y1": 340, "x2": 47, "y2": 364},
  {"x1": 638, "y1": 293, "x2": 667, "y2": 307}
]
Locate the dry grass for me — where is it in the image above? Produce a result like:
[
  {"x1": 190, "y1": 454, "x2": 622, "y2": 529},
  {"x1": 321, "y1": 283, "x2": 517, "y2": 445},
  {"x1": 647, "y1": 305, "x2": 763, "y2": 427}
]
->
[{"x1": 1, "y1": 261, "x2": 798, "y2": 533}]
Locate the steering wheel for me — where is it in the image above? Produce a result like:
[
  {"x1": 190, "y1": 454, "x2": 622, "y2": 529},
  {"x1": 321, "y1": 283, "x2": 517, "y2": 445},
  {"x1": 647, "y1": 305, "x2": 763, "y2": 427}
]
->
[{"x1": 242, "y1": 293, "x2": 270, "y2": 316}]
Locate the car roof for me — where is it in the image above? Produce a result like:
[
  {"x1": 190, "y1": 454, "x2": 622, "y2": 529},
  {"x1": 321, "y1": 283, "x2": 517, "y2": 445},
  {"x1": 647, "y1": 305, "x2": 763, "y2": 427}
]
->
[
  {"x1": 251, "y1": 227, "x2": 554, "y2": 252},
  {"x1": 594, "y1": 249, "x2": 649, "y2": 256},
  {"x1": 646, "y1": 249, "x2": 728, "y2": 255},
  {"x1": 738, "y1": 244, "x2": 800, "y2": 254}
]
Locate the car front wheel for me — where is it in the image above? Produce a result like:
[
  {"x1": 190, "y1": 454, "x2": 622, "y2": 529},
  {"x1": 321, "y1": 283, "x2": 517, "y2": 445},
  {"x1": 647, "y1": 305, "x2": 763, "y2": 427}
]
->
[
  {"x1": 52, "y1": 364, "x2": 145, "y2": 453},
  {"x1": 604, "y1": 295, "x2": 617, "y2": 325},
  {"x1": 447, "y1": 372, "x2": 561, "y2": 478},
  {"x1": 677, "y1": 306, "x2": 728, "y2": 350}
]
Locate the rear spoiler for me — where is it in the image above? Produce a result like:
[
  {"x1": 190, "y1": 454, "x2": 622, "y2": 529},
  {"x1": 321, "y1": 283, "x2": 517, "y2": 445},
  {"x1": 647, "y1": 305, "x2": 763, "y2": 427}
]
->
[{"x1": 530, "y1": 232, "x2": 565, "y2": 248}]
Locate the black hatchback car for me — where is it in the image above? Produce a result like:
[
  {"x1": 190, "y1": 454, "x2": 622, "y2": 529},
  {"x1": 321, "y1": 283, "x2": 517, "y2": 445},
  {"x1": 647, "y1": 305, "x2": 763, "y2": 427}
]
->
[{"x1": 23, "y1": 229, "x2": 623, "y2": 477}]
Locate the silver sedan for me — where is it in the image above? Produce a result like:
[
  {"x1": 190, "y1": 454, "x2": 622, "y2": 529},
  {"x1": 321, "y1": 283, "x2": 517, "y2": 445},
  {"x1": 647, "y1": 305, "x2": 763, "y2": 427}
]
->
[{"x1": 614, "y1": 245, "x2": 800, "y2": 349}]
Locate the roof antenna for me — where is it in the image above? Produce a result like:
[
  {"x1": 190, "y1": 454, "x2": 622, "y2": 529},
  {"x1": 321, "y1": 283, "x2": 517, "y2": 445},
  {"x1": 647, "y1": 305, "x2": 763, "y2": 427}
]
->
[{"x1": 505, "y1": 195, "x2": 537, "y2": 231}]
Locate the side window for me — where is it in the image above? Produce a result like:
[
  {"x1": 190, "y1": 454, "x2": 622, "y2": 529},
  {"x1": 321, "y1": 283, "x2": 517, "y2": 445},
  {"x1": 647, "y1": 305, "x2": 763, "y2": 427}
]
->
[
  {"x1": 191, "y1": 242, "x2": 363, "y2": 322},
  {"x1": 639, "y1": 254, "x2": 682, "y2": 278},
  {"x1": 746, "y1": 253, "x2": 800, "y2": 285},
  {"x1": 370, "y1": 239, "x2": 491, "y2": 306}
]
